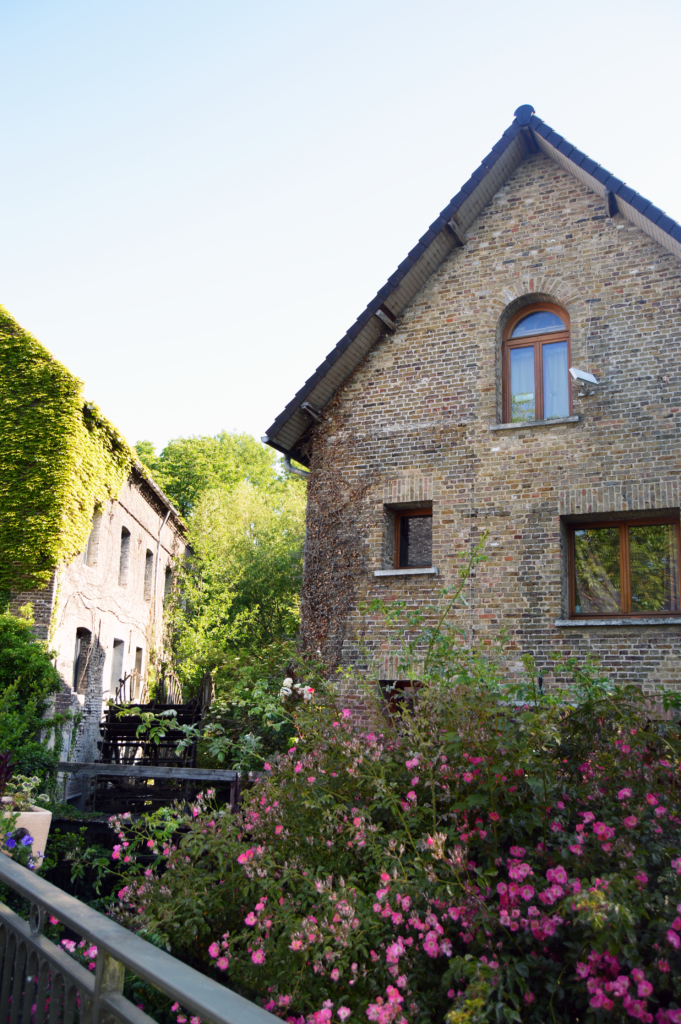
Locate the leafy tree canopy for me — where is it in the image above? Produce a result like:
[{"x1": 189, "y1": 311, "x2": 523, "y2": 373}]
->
[
  {"x1": 135, "y1": 432, "x2": 281, "y2": 517},
  {"x1": 168, "y1": 478, "x2": 306, "y2": 697}
]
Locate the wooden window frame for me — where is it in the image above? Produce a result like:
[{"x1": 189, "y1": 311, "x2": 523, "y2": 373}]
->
[
  {"x1": 394, "y1": 508, "x2": 432, "y2": 569},
  {"x1": 567, "y1": 515, "x2": 681, "y2": 618},
  {"x1": 502, "y1": 302, "x2": 572, "y2": 423}
]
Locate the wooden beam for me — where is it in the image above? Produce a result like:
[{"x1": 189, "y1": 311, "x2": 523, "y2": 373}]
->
[
  {"x1": 445, "y1": 217, "x2": 467, "y2": 246},
  {"x1": 375, "y1": 309, "x2": 396, "y2": 332},
  {"x1": 57, "y1": 761, "x2": 253, "y2": 782}
]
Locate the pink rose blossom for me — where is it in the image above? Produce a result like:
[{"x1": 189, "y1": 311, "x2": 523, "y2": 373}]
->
[
  {"x1": 646, "y1": 793, "x2": 658, "y2": 806},
  {"x1": 294, "y1": 763, "x2": 302, "y2": 773},
  {"x1": 251, "y1": 950, "x2": 265, "y2": 964},
  {"x1": 208, "y1": 942, "x2": 220, "y2": 958},
  {"x1": 524, "y1": 992, "x2": 535, "y2": 1005},
  {"x1": 245, "y1": 913, "x2": 257, "y2": 926},
  {"x1": 618, "y1": 788, "x2": 632, "y2": 800},
  {"x1": 666, "y1": 929, "x2": 681, "y2": 950},
  {"x1": 330, "y1": 969, "x2": 340, "y2": 981},
  {"x1": 624, "y1": 815, "x2": 638, "y2": 829},
  {"x1": 338, "y1": 1010, "x2": 351, "y2": 1021},
  {"x1": 216, "y1": 957, "x2": 229, "y2": 970}
]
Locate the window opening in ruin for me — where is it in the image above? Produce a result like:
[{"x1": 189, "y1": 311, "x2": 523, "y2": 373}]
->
[
  {"x1": 503, "y1": 304, "x2": 571, "y2": 423},
  {"x1": 73, "y1": 627, "x2": 92, "y2": 693},
  {"x1": 381, "y1": 680, "x2": 421, "y2": 715},
  {"x1": 82, "y1": 511, "x2": 102, "y2": 567},
  {"x1": 111, "y1": 638, "x2": 125, "y2": 695},
  {"x1": 144, "y1": 549, "x2": 154, "y2": 600},
  {"x1": 395, "y1": 509, "x2": 432, "y2": 569},
  {"x1": 119, "y1": 527, "x2": 131, "y2": 586},
  {"x1": 133, "y1": 646, "x2": 144, "y2": 699},
  {"x1": 568, "y1": 516, "x2": 681, "y2": 617},
  {"x1": 164, "y1": 564, "x2": 173, "y2": 600}
]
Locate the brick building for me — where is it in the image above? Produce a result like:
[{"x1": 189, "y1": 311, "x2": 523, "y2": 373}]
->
[{"x1": 264, "y1": 105, "x2": 681, "y2": 694}]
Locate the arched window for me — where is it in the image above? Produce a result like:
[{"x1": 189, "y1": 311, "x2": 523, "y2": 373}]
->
[{"x1": 503, "y1": 304, "x2": 571, "y2": 423}]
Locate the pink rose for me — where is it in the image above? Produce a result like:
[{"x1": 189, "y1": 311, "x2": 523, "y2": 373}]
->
[
  {"x1": 251, "y1": 950, "x2": 265, "y2": 964},
  {"x1": 617, "y1": 788, "x2": 632, "y2": 800},
  {"x1": 623, "y1": 815, "x2": 638, "y2": 829}
]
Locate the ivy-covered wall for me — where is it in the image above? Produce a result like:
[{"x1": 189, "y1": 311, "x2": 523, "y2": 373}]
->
[{"x1": 0, "y1": 306, "x2": 134, "y2": 591}]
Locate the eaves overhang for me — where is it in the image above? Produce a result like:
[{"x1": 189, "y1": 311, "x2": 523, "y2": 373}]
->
[{"x1": 263, "y1": 106, "x2": 681, "y2": 465}]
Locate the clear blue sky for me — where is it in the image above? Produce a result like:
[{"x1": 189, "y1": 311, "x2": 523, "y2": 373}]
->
[{"x1": 1, "y1": 0, "x2": 679, "y2": 452}]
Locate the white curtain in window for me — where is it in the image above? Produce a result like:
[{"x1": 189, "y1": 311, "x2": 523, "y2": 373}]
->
[{"x1": 542, "y1": 341, "x2": 569, "y2": 419}]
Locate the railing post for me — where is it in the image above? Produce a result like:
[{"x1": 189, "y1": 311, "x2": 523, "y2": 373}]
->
[{"x1": 92, "y1": 950, "x2": 125, "y2": 1024}]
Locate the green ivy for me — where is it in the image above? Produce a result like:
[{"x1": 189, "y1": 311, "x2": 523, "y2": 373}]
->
[{"x1": 0, "y1": 306, "x2": 135, "y2": 590}]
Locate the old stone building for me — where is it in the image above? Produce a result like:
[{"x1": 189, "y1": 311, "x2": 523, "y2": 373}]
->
[
  {"x1": 264, "y1": 105, "x2": 681, "y2": 694},
  {"x1": 10, "y1": 466, "x2": 186, "y2": 770},
  {"x1": 0, "y1": 307, "x2": 186, "y2": 781}
]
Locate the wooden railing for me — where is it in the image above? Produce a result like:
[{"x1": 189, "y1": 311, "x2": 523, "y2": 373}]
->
[{"x1": 0, "y1": 853, "x2": 277, "y2": 1024}]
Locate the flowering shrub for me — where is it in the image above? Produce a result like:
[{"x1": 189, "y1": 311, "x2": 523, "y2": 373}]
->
[{"x1": 104, "y1": 557, "x2": 681, "y2": 1024}]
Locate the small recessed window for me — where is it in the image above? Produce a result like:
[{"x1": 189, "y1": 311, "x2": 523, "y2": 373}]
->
[
  {"x1": 503, "y1": 304, "x2": 571, "y2": 423},
  {"x1": 83, "y1": 512, "x2": 102, "y2": 567},
  {"x1": 111, "y1": 638, "x2": 125, "y2": 694},
  {"x1": 73, "y1": 627, "x2": 92, "y2": 693},
  {"x1": 569, "y1": 517, "x2": 681, "y2": 617},
  {"x1": 144, "y1": 549, "x2": 154, "y2": 601},
  {"x1": 395, "y1": 510, "x2": 432, "y2": 569},
  {"x1": 119, "y1": 528, "x2": 131, "y2": 586}
]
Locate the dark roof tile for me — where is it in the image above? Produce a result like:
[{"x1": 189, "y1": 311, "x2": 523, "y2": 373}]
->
[
  {"x1": 532, "y1": 121, "x2": 552, "y2": 139},
  {"x1": 657, "y1": 215, "x2": 675, "y2": 234},
  {"x1": 631, "y1": 195, "x2": 651, "y2": 214},
  {"x1": 644, "y1": 205, "x2": 664, "y2": 224},
  {"x1": 557, "y1": 140, "x2": 575, "y2": 157},
  {"x1": 603, "y1": 175, "x2": 624, "y2": 192},
  {"x1": 669, "y1": 224, "x2": 681, "y2": 244},
  {"x1": 617, "y1": 184, "x2": 636, "y2": 203},
  {"x1": 580, "y1": 157, "x2": 598, "y2": 175},
  {"x1": 567, "y1": 148, "x2": 587, "y2": 166},
  {"x1": 592, "y1": 167, "x2": 609, "y2": 185}
]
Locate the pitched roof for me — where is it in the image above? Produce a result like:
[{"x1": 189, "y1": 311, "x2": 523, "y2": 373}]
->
[{"x1": 263, "y1": 105, "x2": 681, "y2": 464}]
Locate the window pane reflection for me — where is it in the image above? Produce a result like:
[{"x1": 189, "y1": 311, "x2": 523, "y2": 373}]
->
[
  {"x1": 399, "y1": 516, "x2": 432, "y2": 568},
  {"x1": 574, "y1": 528, "x2": 621, "y2": 614},
  {"x1": 511, "y1": 311, "x2": 565, "y2": 337},
  {"x1": 510, "y1": 347, "x2": 535, "y2": 422},
  {"x1": 629, "y1": 524, "x2": 680, "y2": 612},
  {"x1": 542, "y1": 341, "x2": 569, "y2": 419}
]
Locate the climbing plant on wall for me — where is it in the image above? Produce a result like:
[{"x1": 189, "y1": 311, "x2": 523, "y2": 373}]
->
[{"x1": 0, "y1": 306, "x2": 135, "y2": 592}]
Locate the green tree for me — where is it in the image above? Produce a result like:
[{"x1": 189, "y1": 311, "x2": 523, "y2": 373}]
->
[
  {"x1": 135, "y1": 432, "x2": 280, "y2": 517},
  {"x1": 167, "y1": 478, "x2": 306, "y2": 697},
  {"x1": 0, "y1": 613, "x2": 64, "y2": 778}
]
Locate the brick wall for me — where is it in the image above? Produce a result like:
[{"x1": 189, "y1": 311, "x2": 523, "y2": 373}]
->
[{"x1": 302, "y1": 152, "x2": 681, "y2": 696}]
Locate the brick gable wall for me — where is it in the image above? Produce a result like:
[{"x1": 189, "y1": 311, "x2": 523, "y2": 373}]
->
[{"x1": 302, "y1": 152, "x2": 681, "y2": 696}]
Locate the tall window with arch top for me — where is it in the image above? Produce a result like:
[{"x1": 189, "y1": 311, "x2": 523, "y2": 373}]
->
[{"x1": 503, "y1": 304, "x2": 571, "y2": 423}]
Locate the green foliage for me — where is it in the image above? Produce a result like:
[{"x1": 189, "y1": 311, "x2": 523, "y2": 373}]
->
[
  {"x1": 102, "y1": 547, "x2": 681, "y2": 1024},
  {"x1": 0, "y1": 613, "x2": 69, "y2": 780},
  {"x1": 0, "y1": 306, "x2": 134, "y2": 590},
  {"x1": 167, "y1": 479, "x2": 306, "y2": 698},
  {"x1": 134, "y1": 432, "x2": 281, "y2": 517}
]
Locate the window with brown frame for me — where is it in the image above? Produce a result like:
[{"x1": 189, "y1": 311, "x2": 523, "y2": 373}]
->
[
  {"x1": 568, "y1": 517, "x2": 681, "y2": 617},
  {"x1": 395, "y1": 509, "x2": 432, "y2": 569},
  {"x1": 503, "y1": 303, "x2": 571, "y2": 423}
]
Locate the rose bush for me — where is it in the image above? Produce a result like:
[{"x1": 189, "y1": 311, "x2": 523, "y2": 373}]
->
[{"x1": 104, "y1": 559, "x2": 681, "y2": 1024}]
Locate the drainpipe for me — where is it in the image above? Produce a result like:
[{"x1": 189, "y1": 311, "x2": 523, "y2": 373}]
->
[
  {"x1": 152, "y1": 510, "x2": 171, "y2": 630},
  {"x1": 284, "y1": 455, "x2": 310, "y2": 480}
]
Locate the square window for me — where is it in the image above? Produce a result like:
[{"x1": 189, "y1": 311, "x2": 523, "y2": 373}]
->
[
  {"x1": 569, "y1": 517, "x2": 681, "y2": 617},
  {"x1": 395, "y1": 510, "x2": 432, "y2": 569}
]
